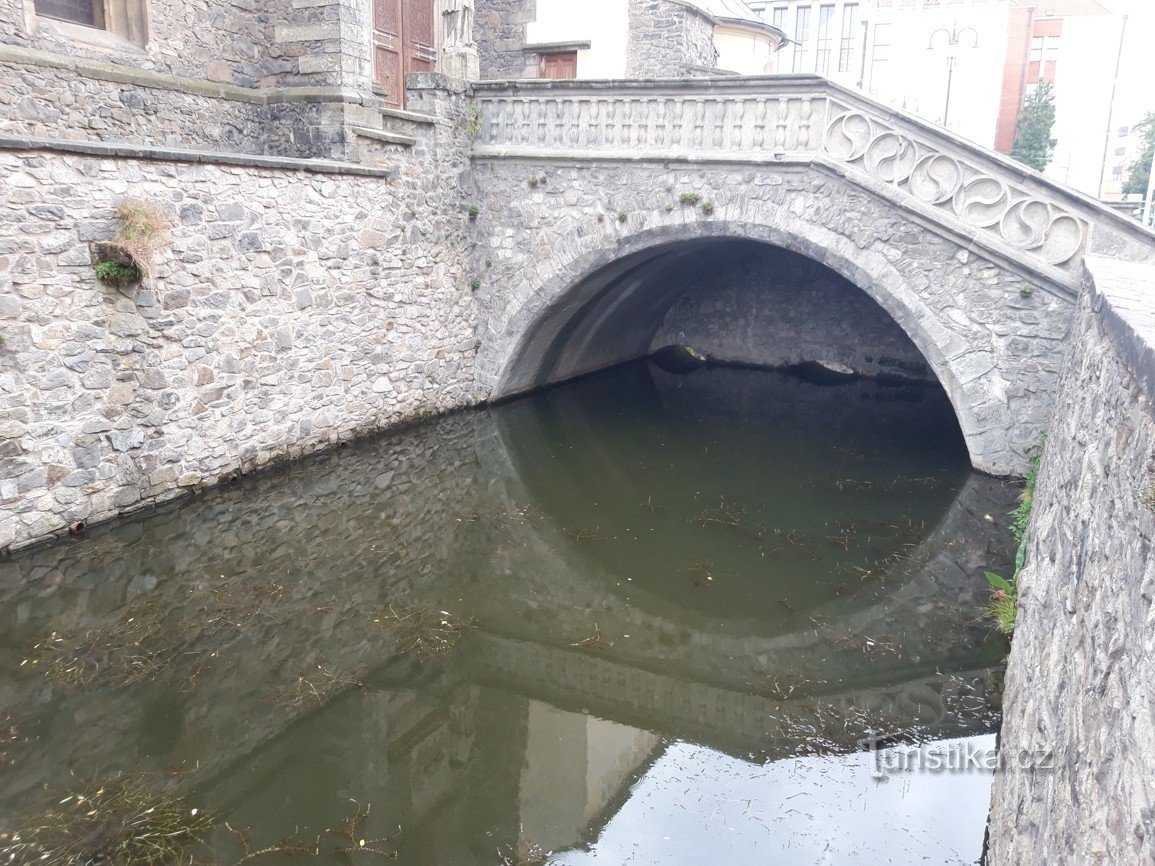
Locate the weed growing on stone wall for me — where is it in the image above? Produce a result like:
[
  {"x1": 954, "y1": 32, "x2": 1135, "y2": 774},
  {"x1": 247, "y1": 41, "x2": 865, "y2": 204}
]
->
[
  {"x1": 463, "y1": 101, "x2": 483, "y2": 137},
  {"x1": 700, "y1": 201, "x2": 716, "y2": 215},
  {"x1": 470, "y1": 278, "x2": 481, "y2": 290},
  {"x1": 1140, "y1": 485, "x2": 1155, "y2": 512},
  {"x1": 0, "y1": 332, "x2": 6, "y2": 348},
  {"x1": 984, "y1": 444, "x2": 1042, "y2": 635},
  {"x1": 528, "y1": 177, "x2": 539, "y2": 188},
  {"x1": 678, "y1": 192, "x2": 702, "y2": 206},
  {"x1": 617, "y1": 212, "x2": 628, "y2": 223},
  {"x1": 1010, "y1": 445, "x2": 1042, "y2": 550},
  {"x1": 468, "y1": 204, "x2": 480, "y2": 220},
  {"x1": 94, "y1": 260, "x2": 142, "y2": 287},
  {"x1": 111, "y1": 198, "x2": 171, "y2": 277},
  {"x1": 985, "y1": 572, "x2": 1017, "y2": 634},
  {"x1": 1019, "y1": 285, "x2": 1034, "y2": 297}
]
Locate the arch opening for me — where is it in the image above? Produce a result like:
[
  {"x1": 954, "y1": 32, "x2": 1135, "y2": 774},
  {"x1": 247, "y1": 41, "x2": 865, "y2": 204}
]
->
[
  {"x1": 484, "y1": 222, "x2": 1023, "y2": 473},
  {"x1": 498, "y1": 237, "x2": 938, "y2": 396}
]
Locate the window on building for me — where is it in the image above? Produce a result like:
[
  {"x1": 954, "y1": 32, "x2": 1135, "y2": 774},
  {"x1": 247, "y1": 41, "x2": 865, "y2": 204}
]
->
[
  {"x1": 771, "y1": 6, "x2": 787, "y2": 30},
  {"x1": 539, "y1": 51, "x2": 578, "y2": 79},
  {"x1": 1028, "y1": 35, "x2": 1058, "y2": 84},
  {"x1": 838, "y1": 3, "x2": 858, "y2": 73},
  {"x1": 33, "y1": 0, "x2": 104, "y2": 28},
  {"x1": 33, "y1": 0, "x2": 149, "y2": 45},
  {"x1": 868, "y1": 21, "x2": 891, "y2": 95},
  {"x1": 815, "y1": 5, "x2": 835, "y2": 74},
  {"x1": 792, "y1": 6, "x2": 812, "y2": 72}
]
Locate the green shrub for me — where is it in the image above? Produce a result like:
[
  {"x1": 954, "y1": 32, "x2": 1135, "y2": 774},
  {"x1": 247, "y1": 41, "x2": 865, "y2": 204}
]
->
[{"x1": 94, "y1": 261, "x2": 141, "y2": 286}]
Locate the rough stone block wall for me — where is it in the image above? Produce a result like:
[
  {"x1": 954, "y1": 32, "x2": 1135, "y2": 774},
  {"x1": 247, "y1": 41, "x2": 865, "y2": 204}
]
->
[
  {"x1": 0, "y1": 59, "x2": 284, "y2": 155},
  {"x1": 0, "y1": 0, "x2": 290, "y2": 85},
  {"x1": 0, "y1": 93, "x2": 477, "y2": 551},
  {"x1": 651, "y1": 242, "x2": 933, "y2": 381},
  {"x1": 475, "y1": 0, "x2": 536, "y2": 79},
  {"x1": 0, "y1": 0, "x2": 381, "y2": 158},
  {"x1": 988, "y1": 258, "x2": 1155, "y2": 864},
  {"x1": 626, "y1": 0, "x2": 717, "y2": 78}
]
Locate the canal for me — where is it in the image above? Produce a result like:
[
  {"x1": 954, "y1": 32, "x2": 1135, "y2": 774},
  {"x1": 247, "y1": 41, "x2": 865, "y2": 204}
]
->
[{"x1": 0, "y1": 361, "x2": 1016, "y2": 865}]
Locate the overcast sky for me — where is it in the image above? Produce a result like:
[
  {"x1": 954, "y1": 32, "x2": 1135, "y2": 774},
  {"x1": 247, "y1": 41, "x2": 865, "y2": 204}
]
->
[{"x1": 1101, "y1": 0, "x2": 1155, "y2": 124}]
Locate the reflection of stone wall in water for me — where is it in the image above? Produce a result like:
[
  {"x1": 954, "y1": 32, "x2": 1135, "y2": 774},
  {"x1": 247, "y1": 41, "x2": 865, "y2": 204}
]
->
[
  {"x1": 0, "y1": 384, "x2": 1015, "y2": 826},
  {"x1": 0, "y1": 412, "x2": 490, "y2": 809}
]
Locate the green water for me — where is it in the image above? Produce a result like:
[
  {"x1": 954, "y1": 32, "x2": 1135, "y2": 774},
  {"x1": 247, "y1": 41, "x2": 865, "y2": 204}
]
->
[{"x1": 0, "y1": 362, "x2": 1016, "y2": 865}]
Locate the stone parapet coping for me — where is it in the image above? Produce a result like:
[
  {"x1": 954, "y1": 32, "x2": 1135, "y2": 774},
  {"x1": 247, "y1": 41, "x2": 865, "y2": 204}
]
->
[
  {"x1": 0, "y1": 44, "x2": 381, "y2": 108},
  {"x1": 471, "y1": 74, "x2": 1155, "y2": 250},
  {"x1": 1085, "y1": 256, "x2": 1155, "y2": 407},
  {"x1": 0, "y1": 135, "x2": 397, "y2": 178}
]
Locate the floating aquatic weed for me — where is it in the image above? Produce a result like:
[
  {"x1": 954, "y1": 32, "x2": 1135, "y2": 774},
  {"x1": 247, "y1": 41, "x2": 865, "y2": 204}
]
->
[
  {"x1": 23, "y1": 612, "x2": 179, "y2": 689},
  {"x1": 562, "y1": 526, "x2": 602, "y2": 543},
  {"x1": 225, "y1": 824, "x2": 318, "y2": 864},
  {"x1": 832, "y1": 478, "x2": 875, "y2": 492},
  {"x1": 571, "y1": 623, "x2": 614, "y2": 650},
  {"x1": 692, "y1": 497, "x2": 746, "y2": 529},
  {"x1": 497, "y1": 836, "x2": 549, "y2": 866},
  {"x1": 266, "y1": 664, "x2": 368, "y2": 711},
  {"x1": 0, "y1": 774, "x2": 214, "y2": 866},
  {"x1": 750, "y1": 671, "x2": 825, "y2": 701},
  {"x1": 325, "y1": 800, "x2": 400, "y2": 860},
  {"x1": 0, "y1": 715, "x2": 21, "y2": 767},
  {"x1": 680, "y1": 560, "x2": 723, "y2": 584},
  {"x1": 373, "y1": 603, "x2": 475, "y2": 659}
]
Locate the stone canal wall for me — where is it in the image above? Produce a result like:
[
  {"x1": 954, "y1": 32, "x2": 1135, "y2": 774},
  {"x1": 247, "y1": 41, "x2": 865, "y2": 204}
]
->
[
  {"x1": 989, "y1": 257, "x2": 1155, "y2": 864},
  {"x1": 0, "y1": 86, "x2": 477, "y2": 552},
  {"x1": 650, "y1": 241, "x2": 934, "y2": 381}
]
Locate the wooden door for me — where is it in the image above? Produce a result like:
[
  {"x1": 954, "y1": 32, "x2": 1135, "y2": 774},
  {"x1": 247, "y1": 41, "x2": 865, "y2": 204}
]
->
[
  {"x1": 404, "y1": 0, "x2": 436, "y2": 77},
  {"x1": 373, "y1": 0, "x2": 434, "y2": 108},
  {"x1": 541, "y1": 51, "x2": 577, "y2": 80},
  {"x1": 373, "y1": 0, "x2": 404, "y2": 108}
]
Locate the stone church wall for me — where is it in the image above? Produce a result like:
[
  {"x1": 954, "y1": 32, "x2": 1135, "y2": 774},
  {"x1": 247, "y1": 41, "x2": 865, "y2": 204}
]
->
[{"x1": 0, "y1": 82, "x2": 478, "y2": 552}]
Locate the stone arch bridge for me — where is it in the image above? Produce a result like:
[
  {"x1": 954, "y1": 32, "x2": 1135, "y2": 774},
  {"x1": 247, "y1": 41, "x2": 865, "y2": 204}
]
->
[{"x1": 466, "y1": 74, "x2": 1155, "y2": 475}]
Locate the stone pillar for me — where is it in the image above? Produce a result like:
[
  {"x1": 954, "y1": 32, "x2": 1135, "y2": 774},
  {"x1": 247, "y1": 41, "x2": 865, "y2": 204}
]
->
[
  {"x1": 266, "y1": 0, "x2": 385, "y2": 160},
  {"x1": 442, "y1": 47, "x2": 480, "y2": 81}
]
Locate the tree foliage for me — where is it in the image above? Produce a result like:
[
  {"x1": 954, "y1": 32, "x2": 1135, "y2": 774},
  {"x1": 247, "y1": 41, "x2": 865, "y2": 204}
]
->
[
  {"x1": 1122, "y1": 112, "x2": 1155, "y2": 196},
  {"x1": 1010, "y1": 81, "x2": 1058, "y2": 172}
]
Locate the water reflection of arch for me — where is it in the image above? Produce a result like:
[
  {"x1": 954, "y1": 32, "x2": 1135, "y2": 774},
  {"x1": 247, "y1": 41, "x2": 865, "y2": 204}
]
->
[{"x1": 477, "y1": 362, "x2": 1017, "y2": 697}]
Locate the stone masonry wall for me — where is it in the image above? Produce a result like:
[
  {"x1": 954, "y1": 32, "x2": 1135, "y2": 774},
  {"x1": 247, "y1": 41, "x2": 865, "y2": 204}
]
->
[
  {"x1": 1, "y1": 0, "x2": 384, "y2": 159},
  {"x1": 0, "y1": 85, "x2": 477, "y2": 552},
  {"x1": 1, "y1": 0, "x2": 288, "y2": 85},
  {"x1": 475, "y1": 0, "x2": 536, "y2": 79},
  {"x1": 626, "y1": 0, "x2": 717, "y2": 78},
  {"x1": 470, "y1": 160, "x2": 1074, "y2": 475},
  {"x1": 988, "y1": 258, "x2": 1155, "y2": 864},
  {"x1": 0, "y1": 58, "x2": 295, "y2": 156},
  {"x1": 651, "y1": 242, "x2": 933, "y2": 381}
]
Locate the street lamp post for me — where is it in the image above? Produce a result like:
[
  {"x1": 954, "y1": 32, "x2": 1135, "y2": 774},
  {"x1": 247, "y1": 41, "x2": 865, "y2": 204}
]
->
[{"x1": 929, "y1": 24, "x2": 979, "y2": 129}]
